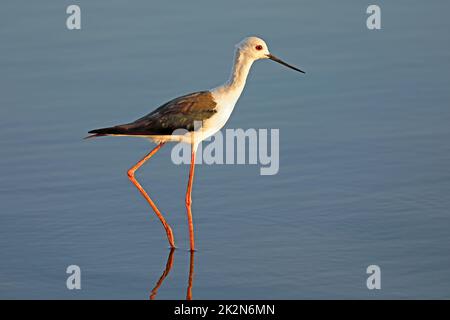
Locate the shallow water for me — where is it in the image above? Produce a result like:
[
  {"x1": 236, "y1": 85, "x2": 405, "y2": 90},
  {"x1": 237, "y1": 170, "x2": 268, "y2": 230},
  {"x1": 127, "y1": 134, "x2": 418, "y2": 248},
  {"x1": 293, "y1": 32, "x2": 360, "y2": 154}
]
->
[{"x1": 1, "y1": 1, "x2": 450, "y2": 299}]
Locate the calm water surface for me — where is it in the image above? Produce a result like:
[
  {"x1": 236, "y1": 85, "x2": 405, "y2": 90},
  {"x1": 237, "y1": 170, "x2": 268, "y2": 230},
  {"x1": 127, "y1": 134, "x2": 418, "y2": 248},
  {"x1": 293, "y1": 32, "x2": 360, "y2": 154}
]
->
[{"x1": 1, "y1": 1, "x2": 450, "y2": 298}]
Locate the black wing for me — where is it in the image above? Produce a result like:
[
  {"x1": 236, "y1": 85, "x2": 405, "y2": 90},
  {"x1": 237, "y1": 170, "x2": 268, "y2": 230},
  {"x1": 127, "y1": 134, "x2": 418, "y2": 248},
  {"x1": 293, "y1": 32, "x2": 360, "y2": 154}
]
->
[{"x1": 88, "y1": 91, "x2": 217, "y2": 136}]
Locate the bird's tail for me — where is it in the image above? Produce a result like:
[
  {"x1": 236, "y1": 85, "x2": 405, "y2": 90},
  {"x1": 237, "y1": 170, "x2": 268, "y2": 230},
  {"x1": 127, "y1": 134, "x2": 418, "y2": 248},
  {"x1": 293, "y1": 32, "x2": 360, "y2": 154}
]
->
[
  {"x1": 83, "y1": 133, "x2": 107, "y2": 140},
  {"x1": 84, "y1": 125, "x2": 130, "y2": 139}
]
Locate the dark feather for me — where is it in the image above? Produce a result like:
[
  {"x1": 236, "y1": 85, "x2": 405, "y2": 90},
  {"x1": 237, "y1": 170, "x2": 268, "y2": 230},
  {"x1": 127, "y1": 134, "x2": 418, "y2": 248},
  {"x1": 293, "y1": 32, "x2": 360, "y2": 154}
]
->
[{"x1": 88, "y1": 91, "x2": 217, "y2": 136}]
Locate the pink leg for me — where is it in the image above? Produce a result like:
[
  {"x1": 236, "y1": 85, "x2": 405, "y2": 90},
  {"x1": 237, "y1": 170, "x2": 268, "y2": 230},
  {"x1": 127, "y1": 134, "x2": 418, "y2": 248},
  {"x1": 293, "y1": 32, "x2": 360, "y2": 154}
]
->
[
  {"x1": 185, "y1": 145, "x2": 196, "y2": 251},
  {"x1": 127, "y1": 143, "x2": 175, "y2": 248}
]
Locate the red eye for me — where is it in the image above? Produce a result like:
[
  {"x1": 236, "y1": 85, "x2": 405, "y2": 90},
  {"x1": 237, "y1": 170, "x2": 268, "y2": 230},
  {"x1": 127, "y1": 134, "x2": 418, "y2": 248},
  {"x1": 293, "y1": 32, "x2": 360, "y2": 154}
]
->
[{"x1": 255, "y1": 45, "x2": 263, "y2": 51}]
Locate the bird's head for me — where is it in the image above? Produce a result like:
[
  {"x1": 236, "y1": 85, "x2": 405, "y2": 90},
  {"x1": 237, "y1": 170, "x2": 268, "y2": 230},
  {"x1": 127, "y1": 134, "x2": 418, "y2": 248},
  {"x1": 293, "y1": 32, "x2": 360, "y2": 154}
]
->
[
  {"x1": 236, "y1": 37, "x2": 270, "y2": 59},
  {"x1": 236, "y1": 36, "x2": 305, "y2": 74}
]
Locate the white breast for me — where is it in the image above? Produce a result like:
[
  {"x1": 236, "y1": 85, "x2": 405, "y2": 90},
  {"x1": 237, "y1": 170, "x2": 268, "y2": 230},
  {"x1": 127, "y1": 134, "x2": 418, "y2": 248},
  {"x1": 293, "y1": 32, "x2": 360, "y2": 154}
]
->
[
  {"x1": 201, "y1": 89, "x2": 240, "y2": 139},
  {"x1": 193, "y1": 49, "x2": 254, "y2": 143}
]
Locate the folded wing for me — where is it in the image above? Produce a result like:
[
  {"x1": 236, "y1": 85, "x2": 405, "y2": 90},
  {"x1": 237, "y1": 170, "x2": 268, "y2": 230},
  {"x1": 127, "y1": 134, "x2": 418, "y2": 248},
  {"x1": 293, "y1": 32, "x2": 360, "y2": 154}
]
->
[{"x1": 88, "y1": 91, "x2": 217, "y2": 136}]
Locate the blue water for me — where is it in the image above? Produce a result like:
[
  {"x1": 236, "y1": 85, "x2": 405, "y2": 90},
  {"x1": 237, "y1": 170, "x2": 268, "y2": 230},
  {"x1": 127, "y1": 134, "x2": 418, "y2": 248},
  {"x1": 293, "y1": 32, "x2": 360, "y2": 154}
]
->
[{"x1": 1, "y1": 1, "x2": 450, "y2": 299}]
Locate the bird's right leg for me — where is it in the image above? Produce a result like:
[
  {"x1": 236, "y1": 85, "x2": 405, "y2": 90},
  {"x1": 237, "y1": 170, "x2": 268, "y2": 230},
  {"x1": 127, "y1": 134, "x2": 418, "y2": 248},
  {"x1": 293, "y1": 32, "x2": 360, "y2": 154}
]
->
[{"x1": 127, "y1": 142, "x2": 175, "y2": 248}]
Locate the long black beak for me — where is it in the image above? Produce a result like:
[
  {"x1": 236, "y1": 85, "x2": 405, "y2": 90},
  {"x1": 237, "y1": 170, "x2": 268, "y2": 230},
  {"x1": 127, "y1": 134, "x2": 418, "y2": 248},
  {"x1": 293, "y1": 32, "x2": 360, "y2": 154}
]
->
[{"x1": 267, "y1": 53, "x2": 305, "y2": 74}]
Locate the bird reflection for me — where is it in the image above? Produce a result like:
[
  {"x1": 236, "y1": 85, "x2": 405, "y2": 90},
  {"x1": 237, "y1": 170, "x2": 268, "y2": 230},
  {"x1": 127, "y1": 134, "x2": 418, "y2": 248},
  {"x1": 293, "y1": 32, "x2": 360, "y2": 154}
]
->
[
  {"x1": 149, "y1": 249, "x2": 195, "y2": 300},
  {"x1": 186, "y1": 250, "x2": 195, "y2": 300},
  {"x1": 149, "y1": 248, "x2": 175, "y2": 299}
]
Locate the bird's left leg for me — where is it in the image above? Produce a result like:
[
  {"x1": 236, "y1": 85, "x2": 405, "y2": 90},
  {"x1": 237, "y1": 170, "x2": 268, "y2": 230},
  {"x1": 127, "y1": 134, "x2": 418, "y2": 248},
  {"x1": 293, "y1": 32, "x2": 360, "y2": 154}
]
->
[
  {"x1": 185, "y1": 144, "x2": 196, "y2": 251},
  {"x1": 127, "y1": 142, "x2": 176, "y2": 248}
]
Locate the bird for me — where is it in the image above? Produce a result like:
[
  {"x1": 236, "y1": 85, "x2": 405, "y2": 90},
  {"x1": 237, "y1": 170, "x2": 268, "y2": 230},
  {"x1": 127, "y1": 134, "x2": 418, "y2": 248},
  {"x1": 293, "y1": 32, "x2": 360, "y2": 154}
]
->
[{"x1": 86, "y1": 36, "x2": 305, "y2": 251}]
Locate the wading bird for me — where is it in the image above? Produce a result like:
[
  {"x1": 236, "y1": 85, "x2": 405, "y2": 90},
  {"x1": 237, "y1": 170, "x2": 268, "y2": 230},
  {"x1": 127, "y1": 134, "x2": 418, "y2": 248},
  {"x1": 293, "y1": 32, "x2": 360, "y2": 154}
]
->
[{"x1": 86, "y1": 36, "x2": 304, "y2": 251}]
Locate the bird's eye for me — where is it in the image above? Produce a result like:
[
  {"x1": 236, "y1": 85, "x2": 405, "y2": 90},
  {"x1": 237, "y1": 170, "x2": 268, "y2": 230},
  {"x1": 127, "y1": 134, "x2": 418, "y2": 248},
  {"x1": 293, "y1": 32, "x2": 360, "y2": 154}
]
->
[{"x1": 255, "y1": 45, "x2": 263, "y2": 51}]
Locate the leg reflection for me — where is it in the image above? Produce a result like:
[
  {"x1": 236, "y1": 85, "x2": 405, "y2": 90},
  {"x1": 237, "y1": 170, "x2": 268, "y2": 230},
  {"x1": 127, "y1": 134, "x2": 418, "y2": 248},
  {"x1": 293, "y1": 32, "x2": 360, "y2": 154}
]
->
[
  {"x1": 186, "y1": 250, "x2": 195, "y2": 300},
  {"x1": 149, "y1": 248, "x2": 175, "y2": 300}
]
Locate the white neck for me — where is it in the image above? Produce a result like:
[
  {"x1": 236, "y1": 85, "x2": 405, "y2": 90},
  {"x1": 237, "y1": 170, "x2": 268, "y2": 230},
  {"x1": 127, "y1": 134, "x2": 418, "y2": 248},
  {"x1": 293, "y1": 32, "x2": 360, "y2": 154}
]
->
[{"x1": 212, "y1": 49, "x2": 255, "y2": 101}]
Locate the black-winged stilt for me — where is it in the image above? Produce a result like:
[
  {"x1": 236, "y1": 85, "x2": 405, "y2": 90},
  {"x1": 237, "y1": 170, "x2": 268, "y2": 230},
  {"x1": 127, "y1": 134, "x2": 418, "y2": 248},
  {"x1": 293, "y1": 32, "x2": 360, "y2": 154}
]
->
[{"x1": 86, "y1": 36, "x2": 305, "y2": 251}]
